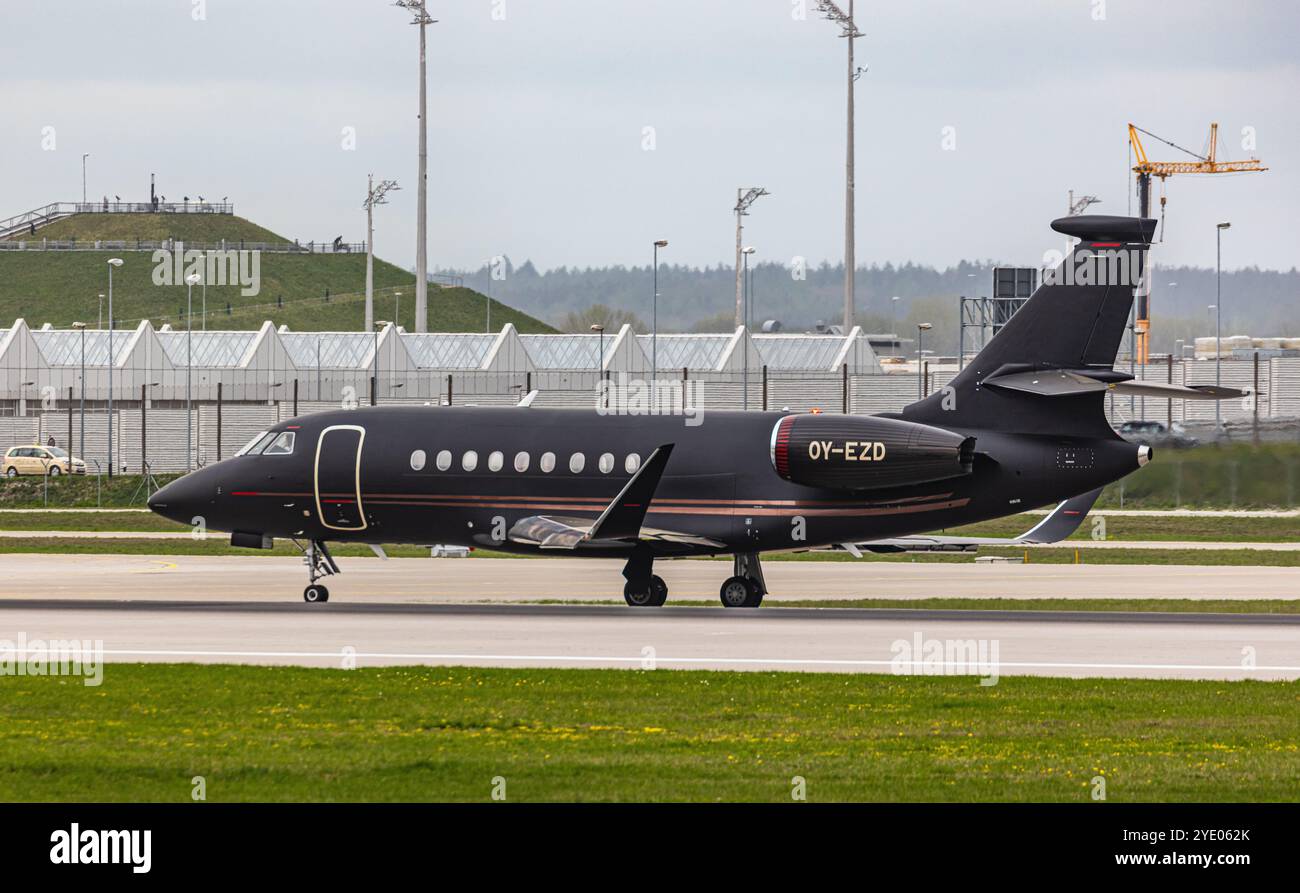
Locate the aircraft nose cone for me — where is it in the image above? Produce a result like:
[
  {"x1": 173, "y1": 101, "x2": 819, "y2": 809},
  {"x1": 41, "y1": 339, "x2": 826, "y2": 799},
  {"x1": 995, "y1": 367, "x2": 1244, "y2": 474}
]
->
[{"x1": 148, "y1": 471, "x2": 216, "y2": 524}]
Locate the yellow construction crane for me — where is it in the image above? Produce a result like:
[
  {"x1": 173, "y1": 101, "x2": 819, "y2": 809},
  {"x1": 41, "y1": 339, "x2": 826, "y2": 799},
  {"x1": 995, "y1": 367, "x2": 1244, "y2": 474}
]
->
[{"x1": 1127, "y1": 122, "x2": 1267, "y2": 362}]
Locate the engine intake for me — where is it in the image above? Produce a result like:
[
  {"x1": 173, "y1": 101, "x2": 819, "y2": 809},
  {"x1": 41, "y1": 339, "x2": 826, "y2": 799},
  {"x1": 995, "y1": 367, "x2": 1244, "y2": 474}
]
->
[{"x1": 770, "y1": 413, "x2": 975, "y2": 491}]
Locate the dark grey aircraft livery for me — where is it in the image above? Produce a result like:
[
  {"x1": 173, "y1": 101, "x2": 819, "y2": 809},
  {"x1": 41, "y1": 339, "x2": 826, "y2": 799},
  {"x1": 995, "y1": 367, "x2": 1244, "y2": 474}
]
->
[{"x1": 149, "y1": 215, "x2": 1238, "y2": 606}]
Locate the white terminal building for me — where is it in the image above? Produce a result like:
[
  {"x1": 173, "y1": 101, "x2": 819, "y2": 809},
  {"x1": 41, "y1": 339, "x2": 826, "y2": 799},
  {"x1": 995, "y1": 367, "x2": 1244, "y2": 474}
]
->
[
  {"x1": 1, "y1": 317, "x2": 1296, "y2": 472},
  {"x1": 1, "y1": 319, "x2": 888, "y2": 412}
]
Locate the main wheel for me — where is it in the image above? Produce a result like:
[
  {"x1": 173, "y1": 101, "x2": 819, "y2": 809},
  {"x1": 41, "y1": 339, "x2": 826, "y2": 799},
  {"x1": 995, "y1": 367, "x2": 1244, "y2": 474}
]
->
[
  {"x1": 719, "y1": 575, "x2": 762, "y2": 608},
  {"x1": 303, "y1": 584, "x2": 330, "y2": 603},
  {"x1": 624, "y1": 574, "x2": 668, "y2": 607}
]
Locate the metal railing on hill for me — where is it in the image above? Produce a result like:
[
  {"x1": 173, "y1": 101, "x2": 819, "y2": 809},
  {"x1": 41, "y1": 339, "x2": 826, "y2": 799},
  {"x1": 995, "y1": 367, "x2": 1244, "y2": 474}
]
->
[
  {"x1": 0, "y1": 200, "x2": 235, "y2": 240},
  {"x1": 0, "y1": 238, "x2": 367, "y2": 254}
]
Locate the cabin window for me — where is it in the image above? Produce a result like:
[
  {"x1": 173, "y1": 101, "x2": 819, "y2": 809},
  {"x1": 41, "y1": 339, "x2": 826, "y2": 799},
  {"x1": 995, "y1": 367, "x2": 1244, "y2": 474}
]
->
[
  {"x1": 462, "y1": 450, "x2": 478, "y2": 472},
  {"x1": 488, "y1": 451, "x2": 504, "y2": 472},
  {"x1": 435, "y1": 450, "x2": 452, "y2": 471},
  {"x1": 262, "y1": 431, "x2": 296, "y2": 456},
  {"x1": 598, "y1": 452, "x2": 614, "y2": 474},
  {"x1": 625, "y1": 453, "x2": 641, "y2": 473},
  {"x1": 514, "y1": 451, "x2": 530, "y2": 472},
  {"x1": 409, "y1": 449, "x2": 426, "y2": 471},
  {"x1": 569, "y1": 453, "x2": 585, "y2": 473},
  {"x1": 540, "y1": 452, "x2": 556, "y2": 473}
]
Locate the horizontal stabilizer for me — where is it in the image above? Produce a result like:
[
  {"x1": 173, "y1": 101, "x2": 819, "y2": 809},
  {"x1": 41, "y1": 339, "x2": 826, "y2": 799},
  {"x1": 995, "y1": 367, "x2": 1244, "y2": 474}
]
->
[
  {"x1": 985, "y1": 369, "x2": 1246, "y2": 401},
  {"x1": 983, "y1": 369, "x2": 1108, "y2": 397},
  {"x1": 1111, "y1": 381, "x2": 1245, "y2": 401},
  {"x1": 835, "y1": 487, "x2": 1103, "y2": 554}
]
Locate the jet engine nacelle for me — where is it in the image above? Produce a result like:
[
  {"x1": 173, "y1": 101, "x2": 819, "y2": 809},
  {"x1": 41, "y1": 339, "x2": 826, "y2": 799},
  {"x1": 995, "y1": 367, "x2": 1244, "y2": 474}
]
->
[{"x1": 770, "y1": 413, "x2": 975, "y2": 491}]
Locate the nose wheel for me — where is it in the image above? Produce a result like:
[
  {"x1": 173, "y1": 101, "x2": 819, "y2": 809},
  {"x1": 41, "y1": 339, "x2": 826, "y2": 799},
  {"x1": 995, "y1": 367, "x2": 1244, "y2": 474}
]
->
[{"x1": 297, "y1": 539, "x2": 340, "y2": 603}]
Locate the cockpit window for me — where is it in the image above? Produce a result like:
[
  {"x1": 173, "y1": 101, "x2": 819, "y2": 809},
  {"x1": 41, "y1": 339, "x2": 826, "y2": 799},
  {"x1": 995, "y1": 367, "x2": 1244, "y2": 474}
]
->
[
  {"x1": 236, "y1": 431, "x2": 273, "y2": 456},
  {"x1": 262, "y1": 431, "x2": 296, "y2": 456}
]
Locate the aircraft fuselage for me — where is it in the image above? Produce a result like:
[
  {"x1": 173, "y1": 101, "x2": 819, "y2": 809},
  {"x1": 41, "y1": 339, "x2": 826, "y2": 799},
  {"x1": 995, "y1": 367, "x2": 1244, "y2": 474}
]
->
[{"x1": 149, "y1": 405, "x2": 1142, "y2": 557}]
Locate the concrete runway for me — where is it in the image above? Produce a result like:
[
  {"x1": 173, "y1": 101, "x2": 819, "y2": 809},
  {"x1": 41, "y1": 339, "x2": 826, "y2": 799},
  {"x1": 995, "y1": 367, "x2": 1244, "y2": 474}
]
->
[
  {"x1": 1, "y1": 554, "x2": 1297, "y2": 602},
  {"x1": 0, "y1": 554, "x2": 1297, "y2": 680},
  {"x1": 1, "y1": 599, "x2": 1296, "y2": 680}
]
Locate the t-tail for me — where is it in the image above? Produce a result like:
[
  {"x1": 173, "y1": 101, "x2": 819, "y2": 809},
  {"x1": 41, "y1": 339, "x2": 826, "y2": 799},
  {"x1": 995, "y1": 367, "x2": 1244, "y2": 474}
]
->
[{"x1": 902, "y1": 215, "x2": 1156, "y2": 439}]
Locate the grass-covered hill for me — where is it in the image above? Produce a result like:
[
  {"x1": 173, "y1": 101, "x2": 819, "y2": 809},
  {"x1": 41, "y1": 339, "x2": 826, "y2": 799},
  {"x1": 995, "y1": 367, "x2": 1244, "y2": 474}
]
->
[
  {"x1": 0, "y1": 214, "x2": 555, "y2": 333},
  {"x1": 4, "y1": 212, "x2": 289, "y2": 244}
]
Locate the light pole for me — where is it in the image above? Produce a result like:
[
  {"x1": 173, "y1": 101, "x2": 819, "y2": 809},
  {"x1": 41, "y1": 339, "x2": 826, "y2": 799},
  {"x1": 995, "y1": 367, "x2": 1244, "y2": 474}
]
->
[
  {"x1": 395, "y1": 292, "x2": 402, "y2": 330},
  {"x1": 733, "y1": 188, "x2": 769, "y2": 328},
  {"x1": 185, "y1": 272, "x2": 201, "y2": 472},
  {"x1": 395, "y1": 0, "x2": 434, "y2": 333},
  {"x1": 373, "y1": 320, "x2": 391, "y2": 406},
  {"x1": 106, "y1": 259, "x2": 122, "y2": 477},
  {"x1": 916, "y1": 322, "x2": 932, "y2": 399},
  {"x1": 484, "y1": 259, "x2": 494, "y2": 334},
  {"x1": 890, "y1": 296, "x2": 900, "y2": 354},
  {"x1": 98, "y1": 293, "x2": 104, "y2": 329},
  {"x1": 742, "y1": 246, "x2": 756, "y2": 409},
  {"x1": 652, "y1": 239, "x2": 667, "y2": 379},
  {"x1": 815, "y1": 1, "x2": 863, "y2": 332},
  {"x1": 363, "y1": 174, "x2": 400, "y2": 332},
  {"x1": 1216, "y1": 222, "x2": 1231, "y2": 428},
  {"x1": 72, "y1": 322, "x2": 86, "y2": 458},
  {"x1": 590, "y1": 323, "x2": 605, "y2": 376},
  {"x1": 82, "y1": 153, "x2": 89, "y2": 205}
]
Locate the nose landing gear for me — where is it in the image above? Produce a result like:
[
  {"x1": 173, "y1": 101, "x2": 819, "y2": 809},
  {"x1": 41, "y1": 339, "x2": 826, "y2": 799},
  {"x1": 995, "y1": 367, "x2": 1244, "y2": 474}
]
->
[{"x1": 298, "y1": 539, "x2": 340, "y2": 603}]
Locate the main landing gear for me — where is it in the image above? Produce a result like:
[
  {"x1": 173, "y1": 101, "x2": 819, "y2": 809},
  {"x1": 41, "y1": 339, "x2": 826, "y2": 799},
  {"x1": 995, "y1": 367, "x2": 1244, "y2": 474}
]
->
[
  {"x1": 621, "y1": 547, "x2": 668, "y2": 607},
  {"x1": 620, "y1": 549, "x2": 767, "y2": 608},
  {"x1": 718, "y1": 552, "x2": 766, "y2": 608},
  {"x1": 299, "y1": 539, "x2": 340, "y2": 603}
]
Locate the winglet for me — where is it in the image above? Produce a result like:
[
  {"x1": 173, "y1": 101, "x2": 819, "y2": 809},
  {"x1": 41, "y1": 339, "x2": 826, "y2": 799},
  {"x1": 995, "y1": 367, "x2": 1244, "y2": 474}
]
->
[
  {"x1": 1014, "y1": 487, "x2": 1103, "y2": 544},
  {"x1": 586, "y1": 444, "x2": 674, "y2": 542}
]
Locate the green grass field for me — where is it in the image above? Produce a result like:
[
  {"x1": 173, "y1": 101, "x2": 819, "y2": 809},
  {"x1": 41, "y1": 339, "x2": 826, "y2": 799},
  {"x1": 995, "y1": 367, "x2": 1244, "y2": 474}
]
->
[
  {"x1": 0, "y1": 665, "x2": 1294, "y2": 802},
  {"x1": 0, "y1": 474, "x2": 181, "y2": 509},
  {"x1": 1091, "y1": 442, "x2": 1300, "y2": 510},
  {"x1": 952, "y1": 513, "x2": 1300, "y2": 543},
  {"x1": 0, "y1": 250, "x2": 553, "y2": 333}
]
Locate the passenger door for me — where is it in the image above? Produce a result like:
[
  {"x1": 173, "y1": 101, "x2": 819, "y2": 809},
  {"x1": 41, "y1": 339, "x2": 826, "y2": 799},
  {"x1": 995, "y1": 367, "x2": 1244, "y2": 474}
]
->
[{"x1": 314, "y1": 425, "x2": 367, "y2": 531}]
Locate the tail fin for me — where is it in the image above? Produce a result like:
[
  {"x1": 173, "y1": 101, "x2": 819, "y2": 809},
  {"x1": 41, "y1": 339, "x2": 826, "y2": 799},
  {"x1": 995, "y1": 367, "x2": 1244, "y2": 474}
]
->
[{"x1": 903, "y1": 215, "x2": 1155, "y2": 437}]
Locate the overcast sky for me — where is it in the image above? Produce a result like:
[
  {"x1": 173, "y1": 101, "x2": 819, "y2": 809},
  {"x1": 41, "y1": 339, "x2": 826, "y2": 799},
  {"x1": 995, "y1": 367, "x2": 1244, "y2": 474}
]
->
[{"x1": 3, "y1": 0, "x2": 1296, "y2": 274}]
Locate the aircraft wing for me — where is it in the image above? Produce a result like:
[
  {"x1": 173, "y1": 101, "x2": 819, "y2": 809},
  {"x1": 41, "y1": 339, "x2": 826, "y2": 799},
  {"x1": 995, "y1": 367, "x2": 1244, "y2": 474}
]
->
[
  {"x1": 834, "y1": 487, "x2": 1103, "y2": 554},
  {"x1": 508, "y1": 515, "x2": 724, "y2": 550},
  {"x1": 505, "y1": 443, "x2": 726, "y2": 551}
]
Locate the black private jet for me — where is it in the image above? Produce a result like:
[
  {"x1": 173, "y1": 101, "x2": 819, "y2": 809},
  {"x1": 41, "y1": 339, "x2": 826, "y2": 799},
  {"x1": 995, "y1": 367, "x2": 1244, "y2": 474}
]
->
[{"x1": 149, "y1": 215, "x2": 1239, "y2": 606}]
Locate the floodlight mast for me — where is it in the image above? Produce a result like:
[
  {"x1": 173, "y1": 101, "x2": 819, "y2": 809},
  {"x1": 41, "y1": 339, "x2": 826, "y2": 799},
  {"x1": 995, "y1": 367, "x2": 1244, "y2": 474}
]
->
[
  {"x1": 816, "y1": 0, "x2": 863, "y2": 332},
  {"x1": 733, "y1": 187, "x2": 769, "y2": 328},
  {"x1": 363, "y1": 174, "x2": 401, "y2": 332},
  {"x1": 395, "y1": 0, "x2": 435, "y2": 333}
]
